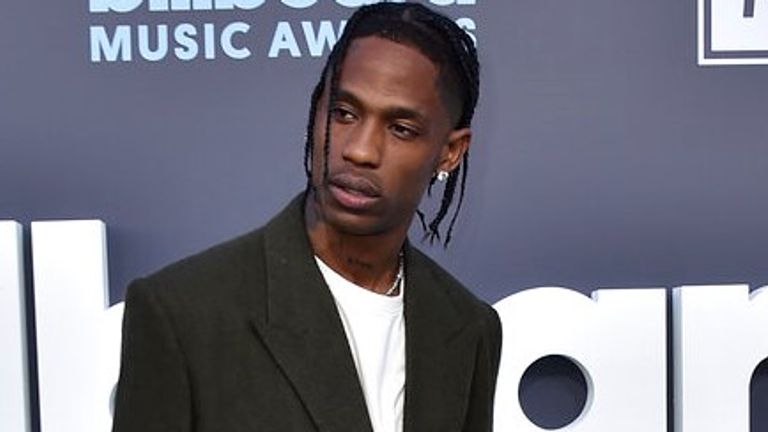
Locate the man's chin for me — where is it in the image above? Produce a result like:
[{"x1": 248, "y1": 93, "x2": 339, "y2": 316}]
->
[
  {"x1": 323, "y1": 211, "x2": 389, "y2": 237},
  {"x1": 308, "y1": 187, "x2": 400, "y2": 237}
]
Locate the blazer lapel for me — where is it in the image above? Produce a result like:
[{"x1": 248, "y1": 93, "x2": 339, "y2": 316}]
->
[
  {"x1": 402, "y1": 247, "x2": 479, "y2": 432},
  {"x1": 249, "y1": 195, "x2": 373, "y2": 432}
]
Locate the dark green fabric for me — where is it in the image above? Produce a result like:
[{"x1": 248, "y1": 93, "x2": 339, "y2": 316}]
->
[{"x1": 112, "y1": 193, "x2": 502, "y2": 432}]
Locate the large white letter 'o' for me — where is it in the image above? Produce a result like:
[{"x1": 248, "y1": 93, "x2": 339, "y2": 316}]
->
[{"x1": 494, "y1": 287, "x2": 667, "y2": 432}]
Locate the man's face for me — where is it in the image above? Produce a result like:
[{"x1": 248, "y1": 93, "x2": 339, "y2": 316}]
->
[{"x1": 309, "y1": 36, "x2": 471, "y2": 237}]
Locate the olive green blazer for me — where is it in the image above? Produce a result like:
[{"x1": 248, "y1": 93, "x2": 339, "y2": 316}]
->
[{"x1": 112, "y1": 194, "x2": 501, "y2": 432}]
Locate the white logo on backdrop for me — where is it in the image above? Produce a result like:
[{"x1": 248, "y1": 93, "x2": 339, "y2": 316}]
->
[
  {"x1": 2, "y1": 219, "x2": 768, "y2": 431},
  {"x1": 87, "y1": 0, "x2": 478, "y2": 63},
  {"x1": 699, "y1": 0, "x2": 768, "y2": 65}
]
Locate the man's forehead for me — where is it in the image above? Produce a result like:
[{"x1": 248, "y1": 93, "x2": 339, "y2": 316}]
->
[
  {"x1": 332, "y1": 37, "x2": 445, "y2": 116},
  {"x1": 341, "y1": 37, "x2": 439, "y2": 92},
  {"x1": 344, "y1": 36, "x2": 437, "y2": 71},
  {"x1": 340, "y1": 36, "x2": 460, "y2": 121}
]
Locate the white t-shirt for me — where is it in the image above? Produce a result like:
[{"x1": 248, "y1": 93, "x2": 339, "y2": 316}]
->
[{"x1": 315, "y1": 257, "x2": 405, "y2": 432}]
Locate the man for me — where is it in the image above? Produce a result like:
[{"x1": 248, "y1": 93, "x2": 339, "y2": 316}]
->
[{"x1": 112, "y1": 3, "x2": 501, "y2": 432}]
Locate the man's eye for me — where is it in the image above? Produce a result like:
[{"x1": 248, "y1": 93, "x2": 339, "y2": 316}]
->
[
  {"x1": 331, "y1": 107, "x2": 356, "y2": 122},
  {"x1": 391, "y1": 123, "x2": 419, "y2": 139}
]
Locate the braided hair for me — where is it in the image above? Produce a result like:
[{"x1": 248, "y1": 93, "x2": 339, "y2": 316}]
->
[{"x1": 303, "y1": 2, "x2": 480, "y2": 247}]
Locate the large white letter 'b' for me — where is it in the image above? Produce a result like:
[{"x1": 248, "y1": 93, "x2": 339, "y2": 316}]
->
[
  {"x1": 0, "y1": 221, "x2": 31, "y2": 432},
  {"x1": 31, "y1": 221, "x2": 124, "y2": 432}
]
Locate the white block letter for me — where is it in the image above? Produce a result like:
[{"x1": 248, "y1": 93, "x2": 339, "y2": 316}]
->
[
  {"x1": 269, "y1": 21, "x2": 301, "y2": 58},
  {"x1": 281, "y1": 0, "x2": 317, "y2": 8},
  {"x1": 174, "y1": 23, "x2": 199, "y2": 61},
  {"x1": 31, "y1": 221, "x2": 124, "y2": 432},
  {"x1": 138, "y1": 25, "x2": 169, "y2": 62},
  {"x1": 674, "y1": 284, "x2": 768, "y2": 432},
  {"x1": 0, "y1": 221, "x2": 30, "y2": 432},
  {"x1": 148, "y1": 0, "x2": 170, "y2": 11},
  {"x1": 170, "y1": 0, "x2": 191, "y2": 10},
  {"x1": 494, "y1": 287, "x2": 667, "y2": 432},
  {"x1": 215, "y1": 0, "x2": 265, "y2": 10},
  {"x1": 302, "y1": 20, "x2": 346, "y2": 57},
  {"x1": 193, "y1": 0, "x2": 213, "y2": 10},
  {"x1": 335, "y1": 0, "x2": 396, "y2": 7},
  {"x1": 204, "y1": 23, "x2": 216, "y2": 59},
  {"x1": 221, "y1": 22, "x2": 251, "y2": 59},
  {"x1": 90, "y1": 26, "x2": 132, "y2": 62},
  {"x1": 455, "y1": 17, "x2": 476, "y2": 46},
  {"x1": 89, "y1": 0, "x2": 143, "y2": 13}
]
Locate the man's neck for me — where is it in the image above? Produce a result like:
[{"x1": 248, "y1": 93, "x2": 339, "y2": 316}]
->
[{"x1": 304, "y1": 194, "x2": 406, "y2": 295}]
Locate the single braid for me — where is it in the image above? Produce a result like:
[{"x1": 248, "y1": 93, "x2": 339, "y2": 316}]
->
[
  {"x1": 415, "y1": 7, "x2": 480, "y2": 246},
  {"x1": 303, "y1": 70, "x2": 326, "y2": 183},
  {"x1": 322, "y1": 68, "x2": 337, "y2": 182},
  {"x1": 426, "y1": 166, "x2": 459, "y2": 244},
  {"x1": 444, "y1": 152, "x2": 469, "y2": 246}
]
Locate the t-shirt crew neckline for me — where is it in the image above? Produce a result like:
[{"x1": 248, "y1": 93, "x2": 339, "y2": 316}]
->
[{"x1": 314, "y1": 256, "x2": 404, "y2": 314}]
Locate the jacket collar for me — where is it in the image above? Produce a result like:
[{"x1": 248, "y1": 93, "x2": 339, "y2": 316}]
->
[
  {"x1": 252, "y1": 193, "x2": 372, "y2": 432},
  {"x1": 250, "y1": 193, "x2": 478, "y2": 432},
  {"x1": 402, "y1": 246, "x2": 482, "y2": 431}
]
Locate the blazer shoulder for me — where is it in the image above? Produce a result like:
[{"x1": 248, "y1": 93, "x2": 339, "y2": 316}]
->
[
  {"x1": 128, "y1": 226, "x2": 268, "y2": 310},
  {"x1": 408, "y1": 246, "x2": 496, "y2": 321},
  {"x1": 124, "y1": 193, "x2": 307, "y2": 318}
]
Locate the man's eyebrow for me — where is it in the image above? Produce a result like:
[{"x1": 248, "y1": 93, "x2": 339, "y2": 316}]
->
[
  {"x1": 385, "y1": 107, "x2": 427, "y2": 124},
  {"x1": 335, "y1": 89, "x2": 428, "y2": 124},
  {"x1": 335, "y1": 89, "x2": 362, "y2": 106}
]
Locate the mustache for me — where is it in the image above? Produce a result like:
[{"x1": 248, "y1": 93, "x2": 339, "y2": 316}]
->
[{"x1": 326, "y1": 171, "x2": 382, "y2": 197}]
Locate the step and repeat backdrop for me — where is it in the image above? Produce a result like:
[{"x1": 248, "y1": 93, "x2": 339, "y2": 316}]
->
[{"x1": 2, "y1": 1, "x2": 767, "y2": 431}]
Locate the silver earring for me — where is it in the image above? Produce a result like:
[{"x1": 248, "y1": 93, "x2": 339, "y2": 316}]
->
[{"x1": 436, "y1": 170, "x2": 449, "y2": 182}]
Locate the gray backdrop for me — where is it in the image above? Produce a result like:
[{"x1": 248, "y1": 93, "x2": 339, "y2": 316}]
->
[{"x1": 2, "y1": 0, "x2": 767, "y2": 430}]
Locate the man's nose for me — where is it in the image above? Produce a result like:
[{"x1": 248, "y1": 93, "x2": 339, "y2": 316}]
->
[{"x1": 341, "y1": 121, "x2": 383, "y2": 168}]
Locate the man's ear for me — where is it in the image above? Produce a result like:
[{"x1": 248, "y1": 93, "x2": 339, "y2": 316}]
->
[{"x1": 438, "y1": 128, "x2": 472, "y2": 172}]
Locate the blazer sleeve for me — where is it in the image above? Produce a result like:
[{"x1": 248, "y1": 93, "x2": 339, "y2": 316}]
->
[
  {"x1": 463, "y1": 305, "x2": 503, "y2": 432},
  {"x1": 112, "y1": 279, "x2": 193, "y2": 432}
]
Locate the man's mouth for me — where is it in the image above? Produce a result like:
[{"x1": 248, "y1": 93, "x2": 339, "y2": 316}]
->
[{"x1": 327, "y1": 173, "x2": 381, "y2": 211}]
